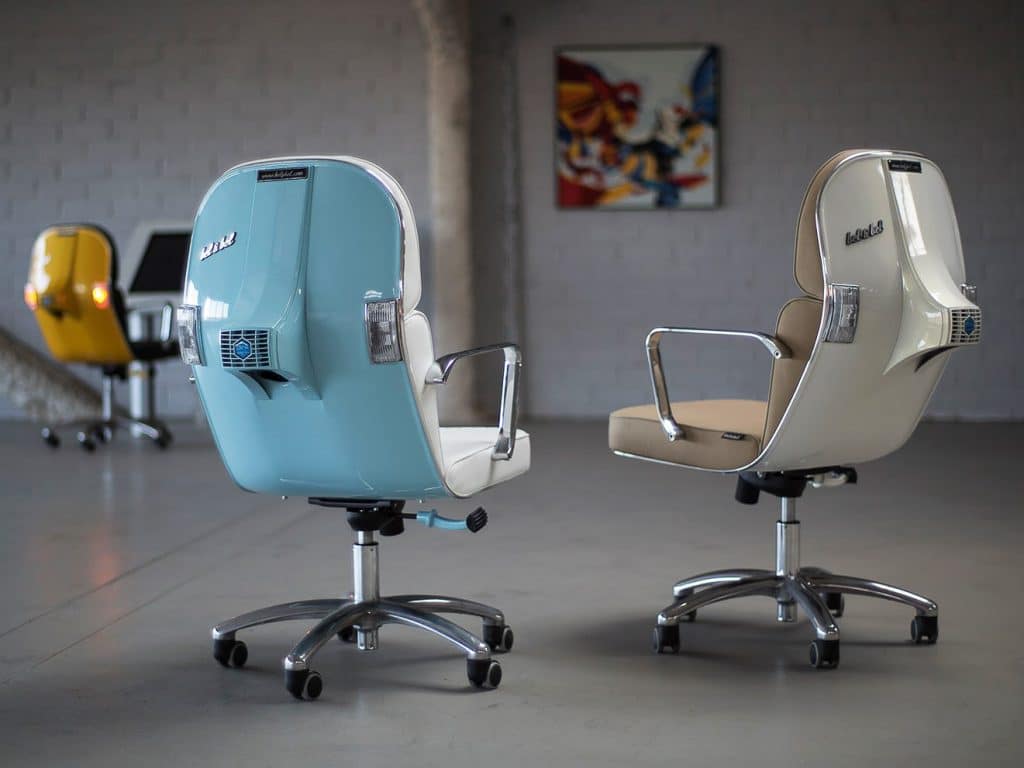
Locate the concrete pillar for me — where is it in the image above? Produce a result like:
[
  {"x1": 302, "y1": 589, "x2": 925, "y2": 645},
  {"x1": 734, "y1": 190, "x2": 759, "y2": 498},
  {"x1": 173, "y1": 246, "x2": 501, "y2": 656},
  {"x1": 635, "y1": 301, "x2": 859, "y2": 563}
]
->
[
  {"x1": 0, "y1": 325, "x2": 103, "y2": 423},
  {"x1": 413, "y1": 0, "x2": 475, "y2": 423}
]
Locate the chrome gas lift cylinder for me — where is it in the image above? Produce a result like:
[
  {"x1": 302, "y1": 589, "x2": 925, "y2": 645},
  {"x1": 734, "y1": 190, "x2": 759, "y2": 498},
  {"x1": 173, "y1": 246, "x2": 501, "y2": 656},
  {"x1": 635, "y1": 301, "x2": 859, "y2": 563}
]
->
[{"x1": 127, "y1": 311, "x2": 158, "y2": 436}]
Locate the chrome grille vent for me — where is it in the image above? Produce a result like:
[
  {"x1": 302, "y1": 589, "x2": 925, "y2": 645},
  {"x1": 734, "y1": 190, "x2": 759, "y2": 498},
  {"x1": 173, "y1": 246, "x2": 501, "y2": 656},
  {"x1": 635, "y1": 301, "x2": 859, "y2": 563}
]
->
[
  {"x1": 949, "y1": 308, "x2": 982, "y2": 345},
  {"x1": 220, "y1": 328, "x2": 272, "y2": 368}
]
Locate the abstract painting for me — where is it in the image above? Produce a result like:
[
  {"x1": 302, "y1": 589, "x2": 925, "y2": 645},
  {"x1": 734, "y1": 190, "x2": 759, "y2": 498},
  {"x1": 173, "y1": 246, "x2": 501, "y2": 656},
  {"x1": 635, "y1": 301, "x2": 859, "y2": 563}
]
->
[{"x1": 556, "y1": 45, "x2": 719, "y2": 209}]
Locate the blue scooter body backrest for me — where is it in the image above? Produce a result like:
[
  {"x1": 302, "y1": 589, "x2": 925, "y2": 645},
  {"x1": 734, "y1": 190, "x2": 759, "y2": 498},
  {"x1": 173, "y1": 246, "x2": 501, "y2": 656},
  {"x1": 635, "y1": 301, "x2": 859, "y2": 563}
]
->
[{"x1": 183, "y1": 157, "x2": 447, "y2": 499}]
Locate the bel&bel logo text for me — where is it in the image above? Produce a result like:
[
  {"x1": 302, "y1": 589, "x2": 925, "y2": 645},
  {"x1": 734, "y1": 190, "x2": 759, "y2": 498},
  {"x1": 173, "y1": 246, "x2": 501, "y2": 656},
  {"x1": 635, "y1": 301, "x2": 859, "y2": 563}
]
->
[{"x1": 845, "y1": 219, "x2": 884, "y2": 247}]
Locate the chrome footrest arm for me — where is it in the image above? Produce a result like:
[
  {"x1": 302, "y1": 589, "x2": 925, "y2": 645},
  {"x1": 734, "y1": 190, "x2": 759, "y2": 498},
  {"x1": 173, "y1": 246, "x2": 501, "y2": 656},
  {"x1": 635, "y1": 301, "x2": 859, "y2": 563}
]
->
[
  {"x1": 388, "y1": 595, "x2": 505, "y2": 626},
  {"x1": 213, "y1": 599, "x2": 349, "y2": 640},
  {"x1": 672, "y1": 569, "x2": 774, "y2": 597},
  {"x1": 789, "y1": 577, "x2": 840, "y2": 641},
  {"x1": 659, "y1": 576, "x2": 779, "y2": 626},
  {"x1": 377, "y1": 600, "x2": 491, "y2": 660},
  {"x1": 805, "y1": 574, "x2": 938, "y2": 616},
  {"x1": 284, "y1": 602, "x2": 367, "y2": 672}
]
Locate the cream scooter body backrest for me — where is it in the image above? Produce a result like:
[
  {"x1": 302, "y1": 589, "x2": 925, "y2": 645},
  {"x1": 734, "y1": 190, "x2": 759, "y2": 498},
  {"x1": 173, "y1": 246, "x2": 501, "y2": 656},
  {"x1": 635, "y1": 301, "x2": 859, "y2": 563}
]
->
[{"x1": 751, "y1": 150, "x2": 980, "y2": 472}]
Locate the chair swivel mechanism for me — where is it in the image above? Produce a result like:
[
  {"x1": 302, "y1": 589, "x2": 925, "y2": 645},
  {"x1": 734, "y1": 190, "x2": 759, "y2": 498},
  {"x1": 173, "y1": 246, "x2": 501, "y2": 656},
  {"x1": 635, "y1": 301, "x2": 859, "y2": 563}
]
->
[
  {"x1": 179, "y1": 156, "x2": 530, "y2": 699},
  {"x1": 24, "y1": 224, "x2": 177, "y2": 450},
  {"x1": 609, "y1": 150, "x2": 981, "y2": 668}
]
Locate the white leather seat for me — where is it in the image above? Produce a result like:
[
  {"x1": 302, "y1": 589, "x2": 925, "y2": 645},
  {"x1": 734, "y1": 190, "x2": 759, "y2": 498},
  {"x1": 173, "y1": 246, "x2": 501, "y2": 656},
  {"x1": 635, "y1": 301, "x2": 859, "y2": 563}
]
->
[{"x1": 439, "y1": 427, "x2": 531, "y2": 498}]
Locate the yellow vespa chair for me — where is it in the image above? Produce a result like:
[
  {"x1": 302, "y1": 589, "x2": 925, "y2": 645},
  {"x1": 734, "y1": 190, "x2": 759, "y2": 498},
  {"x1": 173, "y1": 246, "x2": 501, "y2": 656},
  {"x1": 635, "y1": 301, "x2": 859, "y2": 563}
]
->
[{"x1": 24, "y1": 224, "x2": 178, "y2": 450}]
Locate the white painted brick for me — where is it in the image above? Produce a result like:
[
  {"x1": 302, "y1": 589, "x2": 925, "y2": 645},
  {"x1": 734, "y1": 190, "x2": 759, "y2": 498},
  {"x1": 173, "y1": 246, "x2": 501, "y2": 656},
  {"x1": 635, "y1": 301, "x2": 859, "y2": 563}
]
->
[
  {"x1": 472, "y1": 0, "x2": 1022, "y2": 420},
  {"x1": 2, "y1": 0, "x2": 1019, "y2": 424},
  {"x1": 0, "y1": 0, "x2": 429, "y2": 419}
]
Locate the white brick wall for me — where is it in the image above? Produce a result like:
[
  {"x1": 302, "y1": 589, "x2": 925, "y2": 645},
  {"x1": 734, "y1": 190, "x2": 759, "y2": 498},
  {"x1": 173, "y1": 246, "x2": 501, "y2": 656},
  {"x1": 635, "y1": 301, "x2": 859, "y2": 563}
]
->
[
  {"x1": 0, "y1": 0, "x2": 429, "y2": 419},
  {"x1": 2, "y1": 0, "x2": 1021, "y2": 422},
  {"x1": 473, "y1": 0, "x2": 1024, "y2": 420}
]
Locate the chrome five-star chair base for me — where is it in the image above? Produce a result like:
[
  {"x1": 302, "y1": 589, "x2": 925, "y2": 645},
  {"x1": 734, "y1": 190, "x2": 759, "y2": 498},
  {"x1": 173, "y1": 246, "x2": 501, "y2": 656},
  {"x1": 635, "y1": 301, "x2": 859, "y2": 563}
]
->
[
  {"x1": 211, "y1": 527, "x2": 511, "y2": 700},
  {"x1": 652, "y1": 495, "x2": 938, "y2": 669}
]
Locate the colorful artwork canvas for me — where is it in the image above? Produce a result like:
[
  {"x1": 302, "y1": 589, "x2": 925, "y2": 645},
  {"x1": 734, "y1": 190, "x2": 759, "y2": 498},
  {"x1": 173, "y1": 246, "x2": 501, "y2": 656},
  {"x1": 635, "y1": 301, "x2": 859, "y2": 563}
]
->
[{"x1": 556, "y1": 45, "x2": 719, "y2": 209}]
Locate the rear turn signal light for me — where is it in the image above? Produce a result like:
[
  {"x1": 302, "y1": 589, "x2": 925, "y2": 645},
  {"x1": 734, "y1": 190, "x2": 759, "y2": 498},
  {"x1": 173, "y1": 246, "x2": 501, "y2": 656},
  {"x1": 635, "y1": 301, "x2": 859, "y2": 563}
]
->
[
  {"x1": 365, "y1": 300, "x2": 402, "y2": 363},
  {"x1": 91, "y1": 282, "x2": 111, "y2": 309},
  {"x1": 23, "y1": 283, "x2": 38, "y2": 311},
  {"x1": 176, "y1": 304, "x2": 204, "y2": 365}
]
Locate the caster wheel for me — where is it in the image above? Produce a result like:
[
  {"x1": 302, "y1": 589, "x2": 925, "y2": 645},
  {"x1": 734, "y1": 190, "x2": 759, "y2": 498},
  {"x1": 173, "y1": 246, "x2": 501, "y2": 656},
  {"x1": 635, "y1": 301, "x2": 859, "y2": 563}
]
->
[
  {"x1": 809, "y1": 639, "x2": 840, "y2": 669},
  {"x1": 337, "y1": 626, "x2": 356, "y2": 643},
  {"x1": 93, "y1": 426, "x2": 112, "y2": 443},
  {"x1": 41, "y1": 428, "x2": 60, "y2": 448},
  {"x1": 285, "y1": 668, "x2": 323, "y2": 700},
  {"x1": 77, "y1": 433, "x2": 96, "y2": 452},
  {"x1": 652, "y1": 625, "x2": 680, "y2": 654},
  {"x1": 824, "y1": 592, "x2": 845, "y2": 617},
  {"x1": 911, "y1": 615, "x2": 938, "y2": 644},
  {"x1": 483, "y1": 624, "x2": 514, "y2": 653},
  {"x1": 213, "y1": 637, "x2": 248, "y2": 668},
  {"x1": 155, "y1": 434, "x2": 171, "y2": 450},
  {"x1": 467, "y1": 658, "x2": 502, "y2": 689}
]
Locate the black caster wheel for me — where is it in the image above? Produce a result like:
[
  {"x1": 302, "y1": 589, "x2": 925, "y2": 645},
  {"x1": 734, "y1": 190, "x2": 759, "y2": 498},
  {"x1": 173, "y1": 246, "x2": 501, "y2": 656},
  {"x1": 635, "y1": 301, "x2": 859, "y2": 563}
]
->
[
  {"x1": 155, "y1": 433, "x2": 171, "y2": 450},
  {"x1": 483, "y1": 624, "x2": 514, "y2": 653},
  {"x1": 467, "y1": 658, "x2": 502, "y2": 689},
  {"x1": 41, "y1": 428, "x2": 60, "y2": 448},
  {"x1": 337, "y1": 626, "x2": 356, "y2": 643},
  {"x1": 652, "y1": 625, "x2": 680, "y2": 654},
  {"x1": 93, "y1": 426, "x2": 112, "y2": 444},
  {"x1": 77, "y1": 433, "x2": 96, "y2": 452},
  {"x1": 824, "y1": 592, "x2": 845, "y2": 617},
  {"x1": 213, "y1": 637, "x2": 248, "y2": 668},
  {"x1": 911, "y1": 615, "x2": 938, "y2": 644},
  {"x1": 809, "y1": 639, "x2": 840, "y2": 669},
  {"x1": 285, "y1": 668, "x2": 323, "y2": 700}
]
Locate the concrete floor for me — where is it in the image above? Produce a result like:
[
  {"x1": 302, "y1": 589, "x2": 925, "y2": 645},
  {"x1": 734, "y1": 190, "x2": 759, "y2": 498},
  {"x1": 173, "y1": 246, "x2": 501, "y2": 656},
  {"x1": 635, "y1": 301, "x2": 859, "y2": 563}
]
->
[{"x1": 0, "y1": 419, "x2": 1021, "y2": 766}]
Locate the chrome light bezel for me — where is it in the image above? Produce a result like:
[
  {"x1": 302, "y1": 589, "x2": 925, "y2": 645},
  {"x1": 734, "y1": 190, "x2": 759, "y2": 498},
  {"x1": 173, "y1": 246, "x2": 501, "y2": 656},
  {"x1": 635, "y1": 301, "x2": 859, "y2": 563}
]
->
[
  {"x1": 364, "y1": 300, "x2": 403, "y2": 363},
  {"x1": 177, "y1": 304, "x2": 204, "y2": 366}
]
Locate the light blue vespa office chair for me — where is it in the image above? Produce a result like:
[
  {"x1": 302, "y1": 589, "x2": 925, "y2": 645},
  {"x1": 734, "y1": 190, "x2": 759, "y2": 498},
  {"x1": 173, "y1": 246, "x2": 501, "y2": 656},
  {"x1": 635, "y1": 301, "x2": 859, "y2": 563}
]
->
[{"x1": 178, "y1": 156, "x2": 530, "y2": 699}]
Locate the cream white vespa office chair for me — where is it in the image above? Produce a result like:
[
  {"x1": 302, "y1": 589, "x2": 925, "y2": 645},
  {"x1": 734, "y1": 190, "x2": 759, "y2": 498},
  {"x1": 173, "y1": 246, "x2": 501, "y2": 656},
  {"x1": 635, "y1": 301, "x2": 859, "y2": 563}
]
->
[
  {"x1": 609, "y1": 150, "x2": 981, "y2": 668},
  {"x1": 179, "y1": 156, "x2": 529, "y2": 699}
]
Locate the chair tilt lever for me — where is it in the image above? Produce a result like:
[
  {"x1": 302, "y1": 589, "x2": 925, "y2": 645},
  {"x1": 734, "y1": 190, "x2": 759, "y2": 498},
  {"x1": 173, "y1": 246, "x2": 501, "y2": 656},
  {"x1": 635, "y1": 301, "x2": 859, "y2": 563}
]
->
[{"x1": 402, "y1": 507, "x2": 488, "y2": 532}]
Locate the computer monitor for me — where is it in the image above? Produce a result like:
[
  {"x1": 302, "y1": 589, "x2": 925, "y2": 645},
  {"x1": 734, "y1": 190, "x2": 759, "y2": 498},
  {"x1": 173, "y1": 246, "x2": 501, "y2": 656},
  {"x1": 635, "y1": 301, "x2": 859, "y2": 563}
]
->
[
  {"x1": 122, "y1": 222, "x2": 191, "y2": 308},
  {"x1": 129, "y1": 231, "x2": 190, "y2": 293}
]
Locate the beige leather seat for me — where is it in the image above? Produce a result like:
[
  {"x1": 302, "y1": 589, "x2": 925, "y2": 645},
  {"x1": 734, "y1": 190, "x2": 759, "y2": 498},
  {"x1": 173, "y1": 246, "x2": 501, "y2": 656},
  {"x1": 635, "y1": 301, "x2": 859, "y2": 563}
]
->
[
  {"x1": 609, "y1": 399, "x2": 765, "y2": 470},
  {"x1": 609, "y1": 294, "x2": 821, "y2": 472},
  {"x1": 607, "y1": 151, "x2": 851, "y2": 473}
]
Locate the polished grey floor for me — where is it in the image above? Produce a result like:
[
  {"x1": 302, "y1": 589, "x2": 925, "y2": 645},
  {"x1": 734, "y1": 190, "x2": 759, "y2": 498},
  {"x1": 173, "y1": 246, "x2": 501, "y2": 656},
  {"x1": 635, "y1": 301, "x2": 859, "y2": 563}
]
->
[{"x1": 0, "y1": 419, "x2": 1021, "y2": 766}]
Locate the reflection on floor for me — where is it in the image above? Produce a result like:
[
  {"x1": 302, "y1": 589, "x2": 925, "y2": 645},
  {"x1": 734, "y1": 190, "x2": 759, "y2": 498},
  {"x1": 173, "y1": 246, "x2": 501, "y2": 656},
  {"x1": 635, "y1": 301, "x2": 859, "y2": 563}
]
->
[{"x1": 0, "y1": 420, "x2": 1021, "y2": 766}]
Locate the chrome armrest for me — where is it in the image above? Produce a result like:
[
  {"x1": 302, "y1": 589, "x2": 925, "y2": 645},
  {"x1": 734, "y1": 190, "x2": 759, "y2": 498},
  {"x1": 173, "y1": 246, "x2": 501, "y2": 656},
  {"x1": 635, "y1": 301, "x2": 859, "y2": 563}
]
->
[
  {"x1": 126, "y1": 301, "x2": 176, "y2": 343},
  {"x1": 645, "y1": 327, "x2": 790, "y2": 442},
  {"x1": 426, "y1": 343, "x2": 522, "y2": 461}
]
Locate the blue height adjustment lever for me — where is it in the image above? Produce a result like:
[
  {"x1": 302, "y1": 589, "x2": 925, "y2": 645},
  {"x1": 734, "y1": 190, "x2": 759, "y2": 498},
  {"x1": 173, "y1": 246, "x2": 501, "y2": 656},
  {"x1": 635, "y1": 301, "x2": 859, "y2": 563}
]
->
[{"x1": 402, "y1": 507, "x2": 488, "y2": 533}]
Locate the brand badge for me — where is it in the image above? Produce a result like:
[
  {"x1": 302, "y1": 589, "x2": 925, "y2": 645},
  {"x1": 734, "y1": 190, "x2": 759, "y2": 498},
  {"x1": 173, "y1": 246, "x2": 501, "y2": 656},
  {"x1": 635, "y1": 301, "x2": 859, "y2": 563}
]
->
[
  {"x1": 257, "y1": 167, "x2": 308, "y2": 182},
  {"x1": 845, "y1": 220, "x2": 884, "y2": 247},
  {"x1": 199, "y1": 231, "x2": 236, "y2": 261},
  {"x1": 232, "y1": 339, "x2": 253, "y2": 360},
  {"x1": 887, "y1": 159, "x2": 922, "y2": 173}
]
